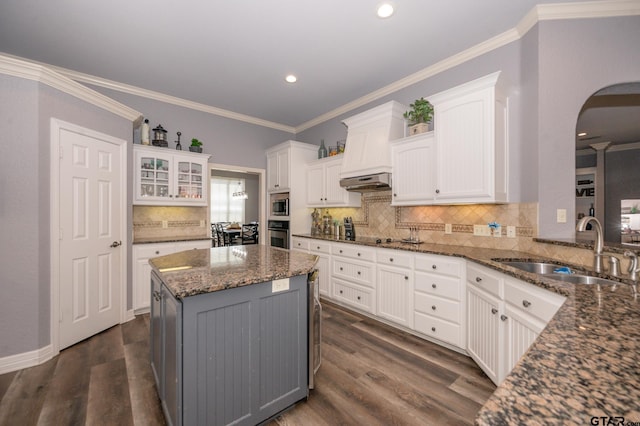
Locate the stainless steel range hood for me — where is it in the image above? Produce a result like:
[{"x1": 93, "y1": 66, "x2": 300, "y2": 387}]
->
[
  {"x1": 339, "y1": 172, "x2": 391, "y2": 192},
  {"x1": 339, "y1": 101, "x2": 407, "y2": 191}
]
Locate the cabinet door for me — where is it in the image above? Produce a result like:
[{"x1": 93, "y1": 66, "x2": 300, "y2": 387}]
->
[
  {"x1": 266, "y1": 152, "x2": 280, "y2": 191},
  {"x1": 174, "y1": 158, "x2": 206, "y2": 203},
  {"x1": 162, "y1": 283, "x2": 182, "y2": 426},
  {"x1": 276, "y1": 149, "x2": 290, "y2": 191},
  {"x1": 466, "y1": 285, "x2": 501, "y2": 385},
  {"x1": 391, "y1": 134, "x2": 436, "y2": 205},
  {"x1": 133, "y1": 243, "x2": 175, "y2": 312},
  {"x1": 306, "y1": 164, "x2": 325, "y2": 206},
  {"x1": 503, "y1": 304, "x2": 544, "y2": 381},
  {"x1": 316, "y1": 253, "x2": 331, "y2": 297},
  {"x1": 150, "y1": 272, "x2": 163, "y2": 394},
  {"x1": 135, "y1": 149, "x2": 173, "y2": 202},
  {"x1": 323, "y1": 160, "x2": 347, "y2": 205},
  {"x1": 377, "y1": 265, "x2": 413, "y2": 328}
]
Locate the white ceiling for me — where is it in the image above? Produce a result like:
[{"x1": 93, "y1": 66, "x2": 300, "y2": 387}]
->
[{"x1": 0, "y1": 0, "x2": 637, "y2": 146}]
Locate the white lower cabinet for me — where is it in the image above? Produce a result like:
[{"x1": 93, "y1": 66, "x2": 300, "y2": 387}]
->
[
  {"x1": 331, "y1": 243, "x2": 376, "y2": 313},
  {"x1": 413, "y1": 253, "x2": 466, "y2": 349},
  {"x1": 133, "y1": 240, "x2": 211, "y2": 312},
  {"x1": 309, "y1": 241, "x2": 332, "y2": 298},
  {"x1": 377, "y1": 249, "x2": 413, "y2": 328},
  {"x1": 466, "y1": 263, "x2": 565, "y2": 385}
]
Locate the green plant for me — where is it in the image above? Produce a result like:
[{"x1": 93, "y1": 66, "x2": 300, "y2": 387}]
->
[
  {"x1": 190, "y1": 138, "x2": 203, "y2": 147},
  {"x1": 403, "y1": 97, "x2": 433, "y2": 124}
]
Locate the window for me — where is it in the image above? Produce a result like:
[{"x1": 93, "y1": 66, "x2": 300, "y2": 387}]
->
[{"x1": 211, "y1": 177, "x2": 245, "y2": 223}]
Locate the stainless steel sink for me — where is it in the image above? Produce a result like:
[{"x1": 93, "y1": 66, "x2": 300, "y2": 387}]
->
[
  {"x1": 500, "y1": 261, "x2": 574, "y2": 275},
  {"x1": 545, "y1": 273, "x2": 621, "y2": 286}
]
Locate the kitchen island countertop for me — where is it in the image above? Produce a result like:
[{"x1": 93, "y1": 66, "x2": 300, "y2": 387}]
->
[
  {"x1": 294, "y1": 234, "x2": 640, "y2": 425},
  {"x1": 149, "y1": 244, "x2": 318, "y2": 299}
]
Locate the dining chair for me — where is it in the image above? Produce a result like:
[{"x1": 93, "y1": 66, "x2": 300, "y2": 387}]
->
[
  {"x1": 215, "y1": 223, "x2": 230, "y2": 246},
  {"x1": 241, "y1": 223, "x2": 259, "y2": 245}
]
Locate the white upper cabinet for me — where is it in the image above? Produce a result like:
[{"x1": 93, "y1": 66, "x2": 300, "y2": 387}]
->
[
  {"x1": 391, "y1": 132, "x2": 436, "y2": 206},
  {"x1": 429, "y1": 71, "x2": 508, "y2": 204},
  {"x1": 306, "y1": 157, "x2": 361, "y2": 207},
  {"x1": 134, "y1": 145, "x2": 210, "y2": 206},
  {"x1": 266, "y1": 148, "x2": 290, "y2": 193}
]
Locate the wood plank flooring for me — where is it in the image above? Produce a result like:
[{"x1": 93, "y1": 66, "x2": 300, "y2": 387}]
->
[{"x1": 0, "y1": 301, "x2": 495, "y2": 426}]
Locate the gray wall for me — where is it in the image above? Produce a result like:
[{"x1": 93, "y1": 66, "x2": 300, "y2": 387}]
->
[
  {"x1": 87, "y1": 86, "x2": 294, "y2": 170},
  {"x1": 0, "y1": 74, "x2": 132, "y2": 358}
]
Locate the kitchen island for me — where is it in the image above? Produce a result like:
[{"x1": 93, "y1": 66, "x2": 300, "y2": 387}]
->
[{"x1": 149, "y1": 245, "x2": 318, "y2": 426}]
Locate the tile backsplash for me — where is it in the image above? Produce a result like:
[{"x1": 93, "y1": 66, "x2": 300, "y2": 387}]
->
[{"x1": 133, "y1": 206, "x2": 209, "y2": 240}]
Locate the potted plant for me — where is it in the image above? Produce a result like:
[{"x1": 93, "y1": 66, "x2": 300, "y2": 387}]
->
[
  {"x1": 403, "y1": 97, "x2": 433, "y2": 135},
  {"x1": 189, "y1": 138, "x2": 203, "y2": 153}
]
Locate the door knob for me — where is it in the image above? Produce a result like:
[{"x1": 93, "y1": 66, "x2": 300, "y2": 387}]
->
[{"x1": 110, "y1": 240, "x2": 122, "y2": 248}]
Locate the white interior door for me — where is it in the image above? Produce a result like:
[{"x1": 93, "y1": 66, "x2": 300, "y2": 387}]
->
[{"x1": 57, "y1": 125, "x2": 123, "y2": 349}]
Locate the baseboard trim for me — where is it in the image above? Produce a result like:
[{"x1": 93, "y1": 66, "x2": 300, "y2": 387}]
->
[{"x1": 0, "y1": 345, "x2": 54, "y2": 375}]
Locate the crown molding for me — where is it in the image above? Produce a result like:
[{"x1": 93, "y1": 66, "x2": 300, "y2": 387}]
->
[{"x1": 0, "y1": 54, "x2": 141, "y2": 122}]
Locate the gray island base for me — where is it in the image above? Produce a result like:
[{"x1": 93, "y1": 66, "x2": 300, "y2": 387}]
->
[{"x1": 149, "y1": 245, "x2": 318, "y2": 426}]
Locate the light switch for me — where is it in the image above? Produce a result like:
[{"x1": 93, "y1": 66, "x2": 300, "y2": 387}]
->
[
  {"x1": 557, "y1": 209, "x2": 567, "y2": 223},
  {"x1": 445, "y1": 224, "x2": 452, "y2": 234}
]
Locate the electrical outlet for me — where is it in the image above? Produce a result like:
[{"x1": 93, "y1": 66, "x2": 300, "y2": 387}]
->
[
  {"x1": 474, "y1": 225, "x2": 490, "y2": 236},
  {"x1": 272, "y1": 278, "x2": 290, "y2": 293},
  {"x1": 162, "y1": 220, "x2": 168, "y2": 228},
  {"x1": 507, "y1": 226, "x2": 516, "y2": 238},
  {"x1": 493, "y1": 226, "x2": 502, "y2": 238},
  {"x1": 557, "y1": 209, "x2": 567, "y2": 223},
  {"x1": 445, "y1": 223, "x2": 452, "y2": 234}
]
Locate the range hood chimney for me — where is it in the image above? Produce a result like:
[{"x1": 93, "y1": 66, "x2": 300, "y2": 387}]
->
[{"x1": 339, "y1": 101, "x2": 407, "y2": 191}]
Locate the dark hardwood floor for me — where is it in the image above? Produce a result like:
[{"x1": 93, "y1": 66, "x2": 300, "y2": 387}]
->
[{"x1": 0, "y1": 301, "x2": 495, "y2": 426}]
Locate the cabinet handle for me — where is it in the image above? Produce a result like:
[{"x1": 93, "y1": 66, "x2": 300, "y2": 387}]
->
[
  {"x1": 435, "y1": 189, "x2": 440, "y2": 194},
  {"x1": 475, "y1": 276, "x2": 482, "y2": 283},
  {"x1": 389, "y1": 258, "x2": 394, "y2": 262},
  {"x1": 153, "y1": 290, "x2": 162, "y2": 301},
  {"x1": 431, "y1": 327, "x2": 436, "y2": 332},
  {"x1": 393, "y1": 193, "x2": 397, "y2": 197},
  {"x1": 317, "y1": 246, "x2": 320, "y2": 250},
  {"x1": 155, "y1": 251, "x2": 160, "y2": 255},
  {"x1": 340, "y1": 250, "x2": 343, "y2": 253},
  {"x1": 500, "y1": 314, "x2": 508, "y2": 322},
  {"x1": 432, "y1": 283, "x2": 437, "y2": 289},
  {"x1": 522, "y1": 300, "x2": 531, "y2": 308},
  {"x1": 404, "y1": 276, "x2": 408, "y2": 280},
  {"x1": 357, "y1": 271, "x2": 361, "y2": 275},
  {"x1": 357, "y1": 253, "x2": 361, "y2": 257},
  {"x1": 339, "y1": 290, "x2": 343, "y2": 294},
  {"x1": 357, "y1": 296, "x2": 361, "y2": 300},
  {"x1": 432, "y1": 264, "x2": 437, "y2": 270},
  {"x1": 340, "y1": 267, "x2": 343, "y2": 271},
  {"x1": 491, "y1": 308, "x2": 498, "y2": 314},
  {"x1": 431, "y1": 305, "x2": 436, "y2": 311}
]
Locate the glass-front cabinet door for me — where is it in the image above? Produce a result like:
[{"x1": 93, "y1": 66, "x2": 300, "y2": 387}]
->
[
  {"x1": 176, "y1": 161, "x2": 203, "y2": 200},
  {"x1": 134, "y1": 145, "x2": 209, "y2": 206},
  {"x1": 136, "y1": 151, "x2": 173, "y2": 201}
]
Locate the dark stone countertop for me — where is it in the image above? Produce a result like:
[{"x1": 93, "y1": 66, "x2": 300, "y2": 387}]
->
[
  {"x1": 294, "y1": 234, "x2": 640, "y2": 425},
  {"x1": 149, "y1": 244, "x2": 318, "y2": 299}
]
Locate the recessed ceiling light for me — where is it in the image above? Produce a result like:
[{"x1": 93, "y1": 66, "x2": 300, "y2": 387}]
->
[
  {"x1": 377, "y1": 2, "x2": 394, "y2": 18},
  {"x1": 578, "y1": 132, "x2": 587, "y2": 137},
  {"x1": 285, "y1": 75, "x2": 297, "y2": 83}
]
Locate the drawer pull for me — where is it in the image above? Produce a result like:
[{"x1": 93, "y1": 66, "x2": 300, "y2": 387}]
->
[
  {"x1": 431, "y1": 327, "x2": 436, "y2": 332},
  {"x1": 357, "y1": 271, "x2": 361, "y2": 275},
  {"x1": 432, "y1": 264, "x2": 437, "y2": 270},
  {"x1": 491, "y1": 308, "x2": 498, "y2": 314},
  {"x1": 522, "y1": 300, "x2": 531, "y2": 308},
  {"x1": 431, "y1": 305, "x2": 436, "y2": 311},
  {"x1": 357, "y1": 252, "x2": 361, "y2": 257},
  {"x1": 475, "y1": 276, "x2": 482, "y2": 283},
  {"x1": 155, "y1": 251, "x2": 160, "y2": 255},
  {"x1": 339, "y1": 290, "x2": 343, "y2": 294},
  {"x1": 404, "y1": 276, "x2": 409, "y2": 280},
  {"x1": 357, "y1": 296, "x2": 361, "y2": 300},
  {"x1": 500, "y1": 314, "x2": 508, "y2": 322},
  {"x1": 340, "y1": 249, "x2": 343, "y2": 253},
  {"x1": 339, "y1": 267, "x2": 343, "y2": 271},
  {"x1": 389, "y1": 258, "x2": 394, "y2": 262},
  {"x1": 431, "y1": 283, "x2": 436, "y2": 289}
]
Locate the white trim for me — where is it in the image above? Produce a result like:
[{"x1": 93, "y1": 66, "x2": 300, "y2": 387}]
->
[
  {"x1": 0, "y1": 55, "x2": 141, "y2": 122},
  {"x1": 0, "y1": 345, "x2": 53, "y2": 375},
  {"x1": 3, "y1": 1, "x2": 638, "y2": 133},
  {"x1": 208, "y1": 162, "x2": 267, "y2": 244},
  {"x1": 50, "y1": 118, "x2": 129, "y2": 357}
]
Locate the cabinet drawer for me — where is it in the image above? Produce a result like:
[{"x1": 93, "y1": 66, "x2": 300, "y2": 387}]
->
[
  {"x1": 467, "y1": 264, "x2": 502, "y2": 298},
  {"x1": 415, "y1": 254, "x2": 463, "y2": 277},
  {"x1": 414, "y1": 293, "x2": 461, "y2": 324},
  {"x1": 309, "y1": 241, "x2": 331, "y2": 254},
  {"x1": 333, "y1": 279, "x2": 375, "y2": 313},
  {"x1": 134, "y1": 242, "x2": 176, "y2": 258},
  {"x1": 414, "y1": 312, "x2": 462, "y2": 348},
  {"x1": 291, "y1": 237, "x2": 310, "y2": 251},
  {"x1": 377, "y1": 249, "x2": 413, "y2": 268},
  {"x1": 504, "y1": 279, "x2": 565, "y2": 323},
  {"x1": 414, "y1": 271, "x2": 462, "y2": 301},
  {"x1": 333, "y1": 259, "x2": 375, "y2": 288},
  {"x1": 332, "y1": 243, "x2": 375, "y2": 262}
]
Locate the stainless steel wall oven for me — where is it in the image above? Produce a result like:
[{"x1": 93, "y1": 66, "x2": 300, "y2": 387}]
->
[{"x1": 268, "y1": 220, "x2": 289, "y2": 249}]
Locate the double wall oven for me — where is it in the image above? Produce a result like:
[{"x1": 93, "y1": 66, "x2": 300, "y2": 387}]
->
[{"x1": 268, "y1": 220, "x2": 289, "y2": 249}]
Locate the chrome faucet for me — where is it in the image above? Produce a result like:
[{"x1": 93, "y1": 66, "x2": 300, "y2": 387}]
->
[
  {"x1": 576, "y1": 216, "x2": 605, "y2": 273},
  {"x1": 624, "y1": 251, "x2": 640, "y2": 281}
]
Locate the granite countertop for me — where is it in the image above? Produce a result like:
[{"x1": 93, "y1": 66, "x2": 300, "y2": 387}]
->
[
  {"x1": 149, "y1": 244, "x2": 318, "y2": 299},
  {"x1": 295, "y1": 234, "x2": 640, "y2": 425},
  {"x1": 133, "y1": 235, "x2": 213, "y2": 245}
]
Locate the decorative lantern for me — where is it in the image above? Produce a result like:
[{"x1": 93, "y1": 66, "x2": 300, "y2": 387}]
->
[{"x1": 152, "y1": 124, "x2": 168, "y2": 147}]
